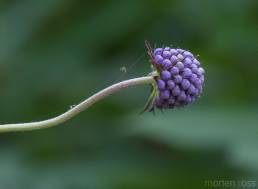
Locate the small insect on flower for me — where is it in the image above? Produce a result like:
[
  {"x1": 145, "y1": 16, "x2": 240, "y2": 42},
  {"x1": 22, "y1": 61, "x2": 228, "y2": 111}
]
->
[{"x1": 144, "y1": 41, "x2": 205, "y2": 112}]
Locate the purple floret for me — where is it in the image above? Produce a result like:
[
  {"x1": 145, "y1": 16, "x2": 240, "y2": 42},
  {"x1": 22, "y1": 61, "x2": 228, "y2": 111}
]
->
[
  {"x1": 160, "y1": 70, "x2": 171, "y2": 80},
  {"x1": 151, "y1": 47, "x2": 205, "y2": 110}
]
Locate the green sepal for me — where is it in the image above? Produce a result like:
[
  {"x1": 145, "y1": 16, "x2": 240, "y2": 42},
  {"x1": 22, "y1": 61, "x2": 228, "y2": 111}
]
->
[{"x1": 141, "y1": 82, "x2": 158, "y2": 113}]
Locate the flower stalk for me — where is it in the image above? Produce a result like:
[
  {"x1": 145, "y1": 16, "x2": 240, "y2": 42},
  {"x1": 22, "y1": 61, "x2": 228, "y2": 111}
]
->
[{"x1": 0, "y1": 76, "x2": 154, "y2": 133}]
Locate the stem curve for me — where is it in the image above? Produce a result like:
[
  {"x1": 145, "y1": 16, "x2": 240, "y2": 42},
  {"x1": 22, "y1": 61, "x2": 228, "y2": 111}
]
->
[{"x1": 0, "y1": 76, "x2": 154, "y2": 133}]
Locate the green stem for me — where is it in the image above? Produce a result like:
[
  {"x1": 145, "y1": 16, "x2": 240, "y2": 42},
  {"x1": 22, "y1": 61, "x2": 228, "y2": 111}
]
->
[{"x1": 0, "y1": 76, "x2": 154, "y2": 133}]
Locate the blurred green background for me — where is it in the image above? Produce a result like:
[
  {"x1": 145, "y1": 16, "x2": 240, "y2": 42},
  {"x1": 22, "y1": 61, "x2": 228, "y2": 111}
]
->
[{"x1": 1, "y1": 0, "x2": 258, "y2": 188}]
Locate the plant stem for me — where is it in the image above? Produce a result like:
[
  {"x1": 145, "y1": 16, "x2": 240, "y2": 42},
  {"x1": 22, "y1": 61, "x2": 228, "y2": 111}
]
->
[{"x1": 0, "y1": 76, "x2": 154, "y2": 133}]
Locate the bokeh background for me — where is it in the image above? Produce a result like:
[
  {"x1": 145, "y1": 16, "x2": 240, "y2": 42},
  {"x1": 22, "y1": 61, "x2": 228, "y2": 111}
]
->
[{"x1": 1, "y1": 0, "x2": 258, "y2": 188}]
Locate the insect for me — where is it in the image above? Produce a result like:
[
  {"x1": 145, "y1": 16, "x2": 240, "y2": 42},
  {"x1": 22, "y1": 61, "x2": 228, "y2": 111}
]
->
[
  {"x1": 142, "y1": 41, "x2": 159, "y2": 113},
  {"x1": 145, "y1": 40, "x2": 156, "y2": 67},
  {"x1": 145, "y1": 40, "x2": 162, "y2": 72},
  {"x1": 120, "y1": 66, "x2": 127, "y2": 73}
]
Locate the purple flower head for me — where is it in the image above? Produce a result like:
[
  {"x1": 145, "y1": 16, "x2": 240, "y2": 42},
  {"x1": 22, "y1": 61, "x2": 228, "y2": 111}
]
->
[{"x1": 145, "y1": 43, "x2": 205, "y2": 111}]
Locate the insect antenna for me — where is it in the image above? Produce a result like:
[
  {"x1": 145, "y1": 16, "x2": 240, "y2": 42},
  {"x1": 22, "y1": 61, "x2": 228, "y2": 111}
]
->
[{"x1": 145, "y1": 40, "x2": 153, "y2": 57}]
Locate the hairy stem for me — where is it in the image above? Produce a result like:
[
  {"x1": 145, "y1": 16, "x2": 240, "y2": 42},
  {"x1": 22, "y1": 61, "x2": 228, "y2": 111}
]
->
[{"x1": 0, "y1": 76, "x2": 154, "y2": 133}]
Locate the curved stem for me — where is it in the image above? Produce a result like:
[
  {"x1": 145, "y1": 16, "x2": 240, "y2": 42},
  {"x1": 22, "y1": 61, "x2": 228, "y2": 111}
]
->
[{"x1": 0, "y1": 76, "x2": 154, "y2": 133}]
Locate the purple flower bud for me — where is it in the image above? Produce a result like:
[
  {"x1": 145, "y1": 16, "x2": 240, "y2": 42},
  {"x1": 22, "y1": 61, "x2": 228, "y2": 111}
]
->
[
  {"x1": 170, "y1": 49, "x2": 178, "y2": 55},
  {"x1": 181, "y1": 79, "x2": 191, "y2": 90},
  {"x1": 183, "y1": 68, "x2": 192, "y2": 72},
  {"x1": 172, "y1": 86, "x2": 181, "y2": 96},
  {"x1": 193, "y1": 59, "x2": 200, "y2": 66},
  {"x1": 184, "y1": 58, "x2": 192, "y2": 66},
  {"x1": 183, "y1": 51, "x2": 194, "y2": 58},
  {"x1": 175, "y1": 62, "x2": 184, "y2": 70},
  {"x1": 157, "y1": 79, "x2": 166, "y2": 90},
  {"x1": 174, "y1": 75, "x2": 182, "y2": 84},
  {"x1": 190, "y1": 63, "x2": 198, "y2": 69},
  {"x1": 178, "y1": 91, "x2": 186, "y2": 101},
  {"x1": 170, "y1": 55, "x2": 178, "y2": 64},
  {"x1": 200, "y1": 75, "x2": 204, "y2": 83},
  {"x1": 160, "y1": 90, "x2": 170, "y2": 99},
  {"x1": 190, "y1": 74, "x2": 198, "y2": 83},
  {"x1": 162, "y1": 59, "x2": 172, "y2": 69},
  {"x1": 192, "y1": 67, "x2": 200, "y2": 75},
  {"x1": 177, "y1": 54, "x2": 184, "y2": 61},
  {"x1": 155, "y1": 55, "x2": 163, "y2": 64},
  {"x1": 177, "y1": 49, "x2": 184, "y2": 53},
  {"x1": 151, "y1": 46, "x2": 205, "y2": 110},
  {"x1": 194, "y1": 78, "x2": 202, "y2": 86},
  {"x1": 154, "y1": 48, "x2": 163, "y2": 56},
  {"x1": 182, "y1": 70, "x2": 192, "y2": 78},
  {"x1": 188, "y1": 85, "x2": 196, "y2": 95},
  {"x1": 163, "y1": 51, "x2": 172, "y2": 59},
  {"x1": 167, "y1": 80, "x2": 175, "y2": 89},
  {"x1": 161, "y1": 70, "x2": 171, "y2": 80},
  {"x1": 198, "y1": 67, "x2": 205, "y2": 74},
  {"x1": 170, "y1": 67, "x2": 179, "y2": 75}
]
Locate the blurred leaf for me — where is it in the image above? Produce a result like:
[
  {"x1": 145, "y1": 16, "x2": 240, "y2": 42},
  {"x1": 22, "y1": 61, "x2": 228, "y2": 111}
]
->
[{"x1": 123, "y1": 108, "x2": 258, "y2": 171}]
